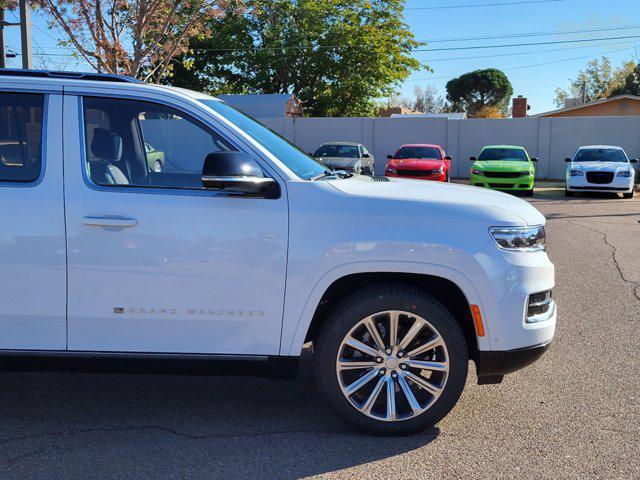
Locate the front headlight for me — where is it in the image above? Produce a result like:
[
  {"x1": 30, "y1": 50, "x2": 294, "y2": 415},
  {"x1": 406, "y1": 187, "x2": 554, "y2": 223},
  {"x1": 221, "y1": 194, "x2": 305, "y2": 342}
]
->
[
  {"x1": 520, "y1": 171, "x2": 533, "y2": 177},
  {"x1": 471, "y1": 169, "x2": 483, "y2": 175},
  {"x1": 569, "y1": 169, "x2": 583, "y2": 176},
  {"x1": 490, "y1": 226, "x2": 546, "y2": 252},
  {"x1": 437, "y1": 165, "x2": 445, "y2": 173},
  {"x1": 617, "y1": 170, "x2": 632, "y2": 177}
]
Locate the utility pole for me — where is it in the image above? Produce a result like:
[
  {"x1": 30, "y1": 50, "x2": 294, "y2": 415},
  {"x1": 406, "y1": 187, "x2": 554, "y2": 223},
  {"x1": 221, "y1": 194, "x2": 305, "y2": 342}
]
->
[
  {"x1": 19, "y1": 0, "x2": 32, "y2": 69},
  {"x1": 0, "y1": 7, "x2": 6, "y2": 69}
]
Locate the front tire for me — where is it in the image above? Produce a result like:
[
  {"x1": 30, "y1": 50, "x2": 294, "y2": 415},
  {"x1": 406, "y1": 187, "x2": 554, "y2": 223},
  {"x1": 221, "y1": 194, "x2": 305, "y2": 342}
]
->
[
  {"x1": 314, "y1": 284, "x2": 468, "y2": 436},
  {"x1": 565, "y1": 189, "x2": 575, "y2": 197},
  {"x1": 524, "y1": 188, "x2": 534, "y2": 197},
  {"x1": 623, "y1": 191, "x2": 634, "y2": 199}
]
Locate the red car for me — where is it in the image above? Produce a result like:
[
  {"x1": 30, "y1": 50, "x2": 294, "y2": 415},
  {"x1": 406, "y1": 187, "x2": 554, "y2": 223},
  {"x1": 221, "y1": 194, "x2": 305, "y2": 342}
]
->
[{"x1": 385, "y1": 144, "x2": 452, "y2": 182}]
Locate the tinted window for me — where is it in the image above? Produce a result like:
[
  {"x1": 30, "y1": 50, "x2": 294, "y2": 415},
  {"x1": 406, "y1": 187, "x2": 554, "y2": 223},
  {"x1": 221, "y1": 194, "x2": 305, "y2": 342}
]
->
[
  {"x1": 395, "y1": 147, "x2": 441, "y2": 160},
  {"x1": 574, "y1": 149, "x2": 627, "y2": 163},
  {"x1": 314, "y1": 144, "x2": 360, "y2": 158},
  {"x1": 83, "y1": 97, "x2": 238, "y2": 189},
  {"x1": 199, "y1": 99, "x2": 326, "y2": 180},
  {"x1": 0, "y1": 92, "x2": 44, "y2": 182},
  {"x1": 478, "y1": 148, "x2": 529, "y2": 161}
]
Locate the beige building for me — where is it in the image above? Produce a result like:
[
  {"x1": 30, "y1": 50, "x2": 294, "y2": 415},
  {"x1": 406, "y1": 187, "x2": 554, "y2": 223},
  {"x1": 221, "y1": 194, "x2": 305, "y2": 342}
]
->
[{"x1": 537, "y1": 95, "x2": 640, "y2": 117}]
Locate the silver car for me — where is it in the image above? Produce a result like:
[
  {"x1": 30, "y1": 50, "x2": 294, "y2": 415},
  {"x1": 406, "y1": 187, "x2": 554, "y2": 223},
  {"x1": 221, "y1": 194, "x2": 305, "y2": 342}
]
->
[{"x1": 313, "y1": 142, "x2": 375, "y2": 175}]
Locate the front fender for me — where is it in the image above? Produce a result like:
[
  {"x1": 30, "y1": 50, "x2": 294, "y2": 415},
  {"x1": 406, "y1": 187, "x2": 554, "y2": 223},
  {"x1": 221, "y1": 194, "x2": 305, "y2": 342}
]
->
[{"x1": 280, "y1": 261, "x2": 492, "y2": 356}]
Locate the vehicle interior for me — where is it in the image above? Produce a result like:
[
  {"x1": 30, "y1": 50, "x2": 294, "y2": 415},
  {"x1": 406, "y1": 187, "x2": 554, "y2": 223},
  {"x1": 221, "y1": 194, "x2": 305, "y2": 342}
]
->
[{"x1": 83, "y1": 96, "x2": 241, "y2": 190}]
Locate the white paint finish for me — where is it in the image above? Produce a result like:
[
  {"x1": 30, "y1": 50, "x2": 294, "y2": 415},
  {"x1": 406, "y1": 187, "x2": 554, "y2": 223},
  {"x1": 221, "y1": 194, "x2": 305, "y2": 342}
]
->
[
  {"x1": 0, "y1": 93, "x2": 67, "y2": 350},
  {"x1": 62, "y1": 95, "x2": 288, "y2": 355},
  {"x1": 0, "y1": 76, "x2": 558, "y2": 365},
  {"x1": 565, "y1": 146, "x2": 635, "y2": 193},
  {"x1": 279, "y1": 176, "x2": 551, "y2": 355}
]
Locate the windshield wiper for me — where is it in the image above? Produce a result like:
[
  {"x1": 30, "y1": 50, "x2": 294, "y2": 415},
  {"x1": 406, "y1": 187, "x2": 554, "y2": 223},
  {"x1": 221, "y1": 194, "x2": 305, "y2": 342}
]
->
[
  {"x1": 311, "y1": 170, "x2": 335, "y2": 181},
  {"x1": 311, "y1": 169, "x2": 355, "y2": 181}
]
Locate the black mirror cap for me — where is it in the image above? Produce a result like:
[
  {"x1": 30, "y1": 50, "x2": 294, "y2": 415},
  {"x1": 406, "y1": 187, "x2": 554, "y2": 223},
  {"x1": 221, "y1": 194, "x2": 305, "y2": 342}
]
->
[
  {"x1": 444, "y1": 156, "x2": 452, "y2": 160},
  {"x1": 386, "y1": 154, "x2": 393, "y2": 160},
  {"x1": 630, "y1": 158, "x2": 638, "y2": 164},
  {"x1": 530, "y1": 157, "x2": 538, "y2": 162},
  {"x1": 201, "y1": 151, "x2": 278, "y2": 197},
  {"x1": 362, "y1": 153, "x2": 371, "y2": 158},
  {"x1": 564, "y1": 158, "x2": 571, "y2": 163},
  {"x1": 470, "y1": 156, "x2": 477, "y2": 161}
]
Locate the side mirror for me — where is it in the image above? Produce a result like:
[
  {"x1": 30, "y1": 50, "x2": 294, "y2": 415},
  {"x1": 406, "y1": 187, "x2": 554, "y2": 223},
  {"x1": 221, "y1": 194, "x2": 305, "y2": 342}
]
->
[
  {"x1": 470, "y1": 156, "x2": 477, "y2": 161},
  {"x1": 530, "y1": 157, "x2": 538, "y2": 162},
  {"x1": 362, "y1": 153, "x2": 371, "y2": 158},
  {"x1": 564, "y1": 158, "x2": 571, "y2": 163},
  {"x1": 445, "y1": 156, "x2": 452, "y2": 161},
  {"x1": 202, "y1": 151, "x2": 277, "y2": 197},
  {"x1": 630, "y1": 158, "x2": 638, "y2": 164},
  {"x1": 387, "y1": 154, "x2": 393, "y2": 160}
]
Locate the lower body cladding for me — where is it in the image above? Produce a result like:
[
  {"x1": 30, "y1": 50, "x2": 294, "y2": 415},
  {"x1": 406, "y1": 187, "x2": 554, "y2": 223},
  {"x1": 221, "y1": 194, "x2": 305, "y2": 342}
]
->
[
  {"x1": 471, "y1": 173, "x2": 534, "y2": 193},
  {"x1": 468, "y1": 241, "x2": 556, "y2": 384}
]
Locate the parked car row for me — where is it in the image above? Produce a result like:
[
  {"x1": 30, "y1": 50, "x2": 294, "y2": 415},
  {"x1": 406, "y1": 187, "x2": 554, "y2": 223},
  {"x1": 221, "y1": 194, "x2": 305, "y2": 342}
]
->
[{"x1": 312, "y1": 141, "x2": 637, "y2": 199}]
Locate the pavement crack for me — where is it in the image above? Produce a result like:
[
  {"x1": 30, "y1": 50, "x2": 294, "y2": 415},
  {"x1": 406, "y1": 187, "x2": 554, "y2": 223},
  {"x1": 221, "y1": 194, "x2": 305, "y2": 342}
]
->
[
  {"x1": 0, "y1": 425, "x2": 348, "y2": 447},
  {"x1": 570, "y1": 221, "x2": 640, "y2": 302}
]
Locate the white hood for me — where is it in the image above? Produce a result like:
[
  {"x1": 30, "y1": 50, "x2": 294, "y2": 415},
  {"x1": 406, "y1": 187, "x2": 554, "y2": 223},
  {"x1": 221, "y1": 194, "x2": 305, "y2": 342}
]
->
[
  {"x1": 327, "y1": 176, "x2": 546, "y2": 226},
  {"x1": 570, "y1": 161, "x2": 631, "y2": 172}
]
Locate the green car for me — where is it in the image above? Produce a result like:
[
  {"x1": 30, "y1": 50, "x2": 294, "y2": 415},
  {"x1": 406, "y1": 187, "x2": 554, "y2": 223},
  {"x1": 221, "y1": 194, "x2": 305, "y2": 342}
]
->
[
  {"x1": 470, "y1": 145, "x2": 537, "y2": 196},
  {"x1": 145, "y1": 142, "x2": 165, "y2": 173}
]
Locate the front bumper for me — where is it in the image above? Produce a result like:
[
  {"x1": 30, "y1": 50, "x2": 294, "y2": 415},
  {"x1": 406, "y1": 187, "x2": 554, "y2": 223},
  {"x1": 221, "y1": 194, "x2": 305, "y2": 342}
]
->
[
  {"x1": 566, "y1": 174, "x2": 633, "y2": 193},
  {"x1": 475, "y1": 342, "x2": 551, "y2": 384},
  {"x1": 465, "y1": 241, "x2": 558, "y2": 352},
  {"x1": 471, "y1": 173, "x2": 534, "y2": 190},
  {"x1": 386, "y1": 171, "x2": 446, "y2": 182}
]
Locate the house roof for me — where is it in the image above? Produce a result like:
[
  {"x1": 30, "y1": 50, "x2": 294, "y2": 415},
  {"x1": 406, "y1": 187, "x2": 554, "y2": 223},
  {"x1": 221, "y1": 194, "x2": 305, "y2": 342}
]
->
[
  {"x1": 217, "y1": 94, "x2": 297, "y2": 118},
  {"x1": 535, "y1": 95, "x2": 640, "y2": 117}
]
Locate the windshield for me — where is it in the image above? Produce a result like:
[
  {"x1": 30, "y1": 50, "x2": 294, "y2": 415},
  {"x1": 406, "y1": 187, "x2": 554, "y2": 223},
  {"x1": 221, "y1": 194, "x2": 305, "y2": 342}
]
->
[
  {"x1": 395, "y1": 147, "x2": 441, "y2": 159},
  {"x1": 199, "y1": 99, "x2": 327, "y2": 180},
  {"x1": 478, "y1": 148, "x2": 529, "y2": 162},
  {"x1": 314, "y1": 144, "x2": 360, "y2": 158},
  {"x1": 574, "y1": 148, "x2": 627, "y2": 163}
]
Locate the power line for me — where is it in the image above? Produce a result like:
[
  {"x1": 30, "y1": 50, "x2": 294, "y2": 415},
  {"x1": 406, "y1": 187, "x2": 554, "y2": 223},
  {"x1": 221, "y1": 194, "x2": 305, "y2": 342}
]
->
[
  {"x1": 405, "y1": 0, "x2": 564, "y2": 10},
  {"x1": 425, "y1": 40, "x2": 635, "y2": 62},
  {"x1": 422, "y1": 24, "x2": 640, "y2": 43},
  {"x1": 414, "y1": 34, "x2": 640, "y2": 52},
  {"x1": 407, "y1": 45, "x2": 635, "y2": 82}
]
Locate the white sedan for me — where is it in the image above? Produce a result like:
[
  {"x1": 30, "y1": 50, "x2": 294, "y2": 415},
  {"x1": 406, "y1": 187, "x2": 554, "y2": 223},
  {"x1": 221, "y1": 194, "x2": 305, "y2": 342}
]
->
[{"x1": 565, "y1": 145, "x2": 638, "y2": 199}]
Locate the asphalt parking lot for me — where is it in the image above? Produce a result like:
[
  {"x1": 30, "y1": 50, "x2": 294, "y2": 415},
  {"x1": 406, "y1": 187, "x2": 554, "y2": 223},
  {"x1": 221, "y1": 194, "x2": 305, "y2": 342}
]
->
[{"x1": 1, "y1": 187, "x2": 639, "y2": 480}]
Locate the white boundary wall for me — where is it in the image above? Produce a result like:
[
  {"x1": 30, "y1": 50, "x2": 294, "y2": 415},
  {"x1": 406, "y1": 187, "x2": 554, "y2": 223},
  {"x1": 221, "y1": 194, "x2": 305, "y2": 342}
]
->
[{"x1": 258, "y1": 116, "x2": 640, "y2": 179}]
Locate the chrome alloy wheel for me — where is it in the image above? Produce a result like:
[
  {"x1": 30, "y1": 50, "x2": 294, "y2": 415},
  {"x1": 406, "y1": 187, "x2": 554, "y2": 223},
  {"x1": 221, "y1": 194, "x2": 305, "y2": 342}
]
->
[{"x1": 336, "y1": 310, "x2": 449, "y2": 422}]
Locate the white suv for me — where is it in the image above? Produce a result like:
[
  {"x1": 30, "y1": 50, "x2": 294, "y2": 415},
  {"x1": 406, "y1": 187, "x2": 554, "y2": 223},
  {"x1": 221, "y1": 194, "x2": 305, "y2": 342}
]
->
[{"x1": 0, "y1": 70, "x2": 556, "y2": 435}]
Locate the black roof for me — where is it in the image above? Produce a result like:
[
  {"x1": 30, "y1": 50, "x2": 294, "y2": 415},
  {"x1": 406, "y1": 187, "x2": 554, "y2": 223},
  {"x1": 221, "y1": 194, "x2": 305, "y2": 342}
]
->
[{"x1": 0, "y1": 68, "x2": 142, "y2": 84}]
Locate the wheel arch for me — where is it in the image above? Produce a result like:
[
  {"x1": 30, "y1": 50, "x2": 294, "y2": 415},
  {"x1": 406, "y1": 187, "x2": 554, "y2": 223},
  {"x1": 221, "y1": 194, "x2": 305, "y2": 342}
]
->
[{"x1": 295, "y1": 270, "x2": 485, "y2": 363}]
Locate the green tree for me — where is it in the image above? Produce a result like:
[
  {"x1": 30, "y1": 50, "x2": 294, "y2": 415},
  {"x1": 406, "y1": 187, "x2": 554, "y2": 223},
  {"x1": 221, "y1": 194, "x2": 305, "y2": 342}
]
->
[
  {"x1": 169, "y1": 0, "x2": 421, "y2": 116},
  {"x1": 609, "y1": 62, "x2": 640, "y2": 97},
  {"x1": 445, "y1": 68, "x2": 513, "y2": 117},
  {"x1": 553, "y1": 57, "x2": 639, "y2": 108}
]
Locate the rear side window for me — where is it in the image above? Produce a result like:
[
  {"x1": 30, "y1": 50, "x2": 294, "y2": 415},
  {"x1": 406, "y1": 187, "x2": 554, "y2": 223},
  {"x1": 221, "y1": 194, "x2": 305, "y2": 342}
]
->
[
  {"x1": 82, "y1": 97, "x2": 238, "y2": 190},
  {"x1": 0, "y1": 92, "x2": 44, "y2": 182}
]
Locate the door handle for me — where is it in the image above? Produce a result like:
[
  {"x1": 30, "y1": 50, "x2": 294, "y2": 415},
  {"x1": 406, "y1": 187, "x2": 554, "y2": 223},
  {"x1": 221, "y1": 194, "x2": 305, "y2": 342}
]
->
[{"x1": 82, "y1": 216, "x2": 138, "y2": 228}]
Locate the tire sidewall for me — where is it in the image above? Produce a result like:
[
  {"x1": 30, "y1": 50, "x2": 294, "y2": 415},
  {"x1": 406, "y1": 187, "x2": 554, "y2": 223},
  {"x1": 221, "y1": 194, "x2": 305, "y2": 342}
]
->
[{"x1": 315, "y1": 286, "x2": 468, "y2": 436}]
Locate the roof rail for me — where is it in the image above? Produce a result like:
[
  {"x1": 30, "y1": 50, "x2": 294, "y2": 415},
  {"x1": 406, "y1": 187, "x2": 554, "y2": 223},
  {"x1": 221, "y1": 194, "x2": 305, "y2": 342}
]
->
[{"x1": 0, "y1": 68, "x2": 142, "y2": 84}]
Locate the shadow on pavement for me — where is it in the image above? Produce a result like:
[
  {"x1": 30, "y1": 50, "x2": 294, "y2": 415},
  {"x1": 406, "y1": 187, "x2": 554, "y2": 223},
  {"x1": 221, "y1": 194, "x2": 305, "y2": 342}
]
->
[{"x1": 0, "y1": 361, "x2": 438, "y2": 479}]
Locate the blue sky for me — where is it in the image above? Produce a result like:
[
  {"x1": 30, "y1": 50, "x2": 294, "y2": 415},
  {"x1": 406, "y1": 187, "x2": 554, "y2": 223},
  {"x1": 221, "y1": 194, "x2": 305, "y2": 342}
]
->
[{"x1": 3, "y1": 0, "x2": 640, "y2": 114}]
